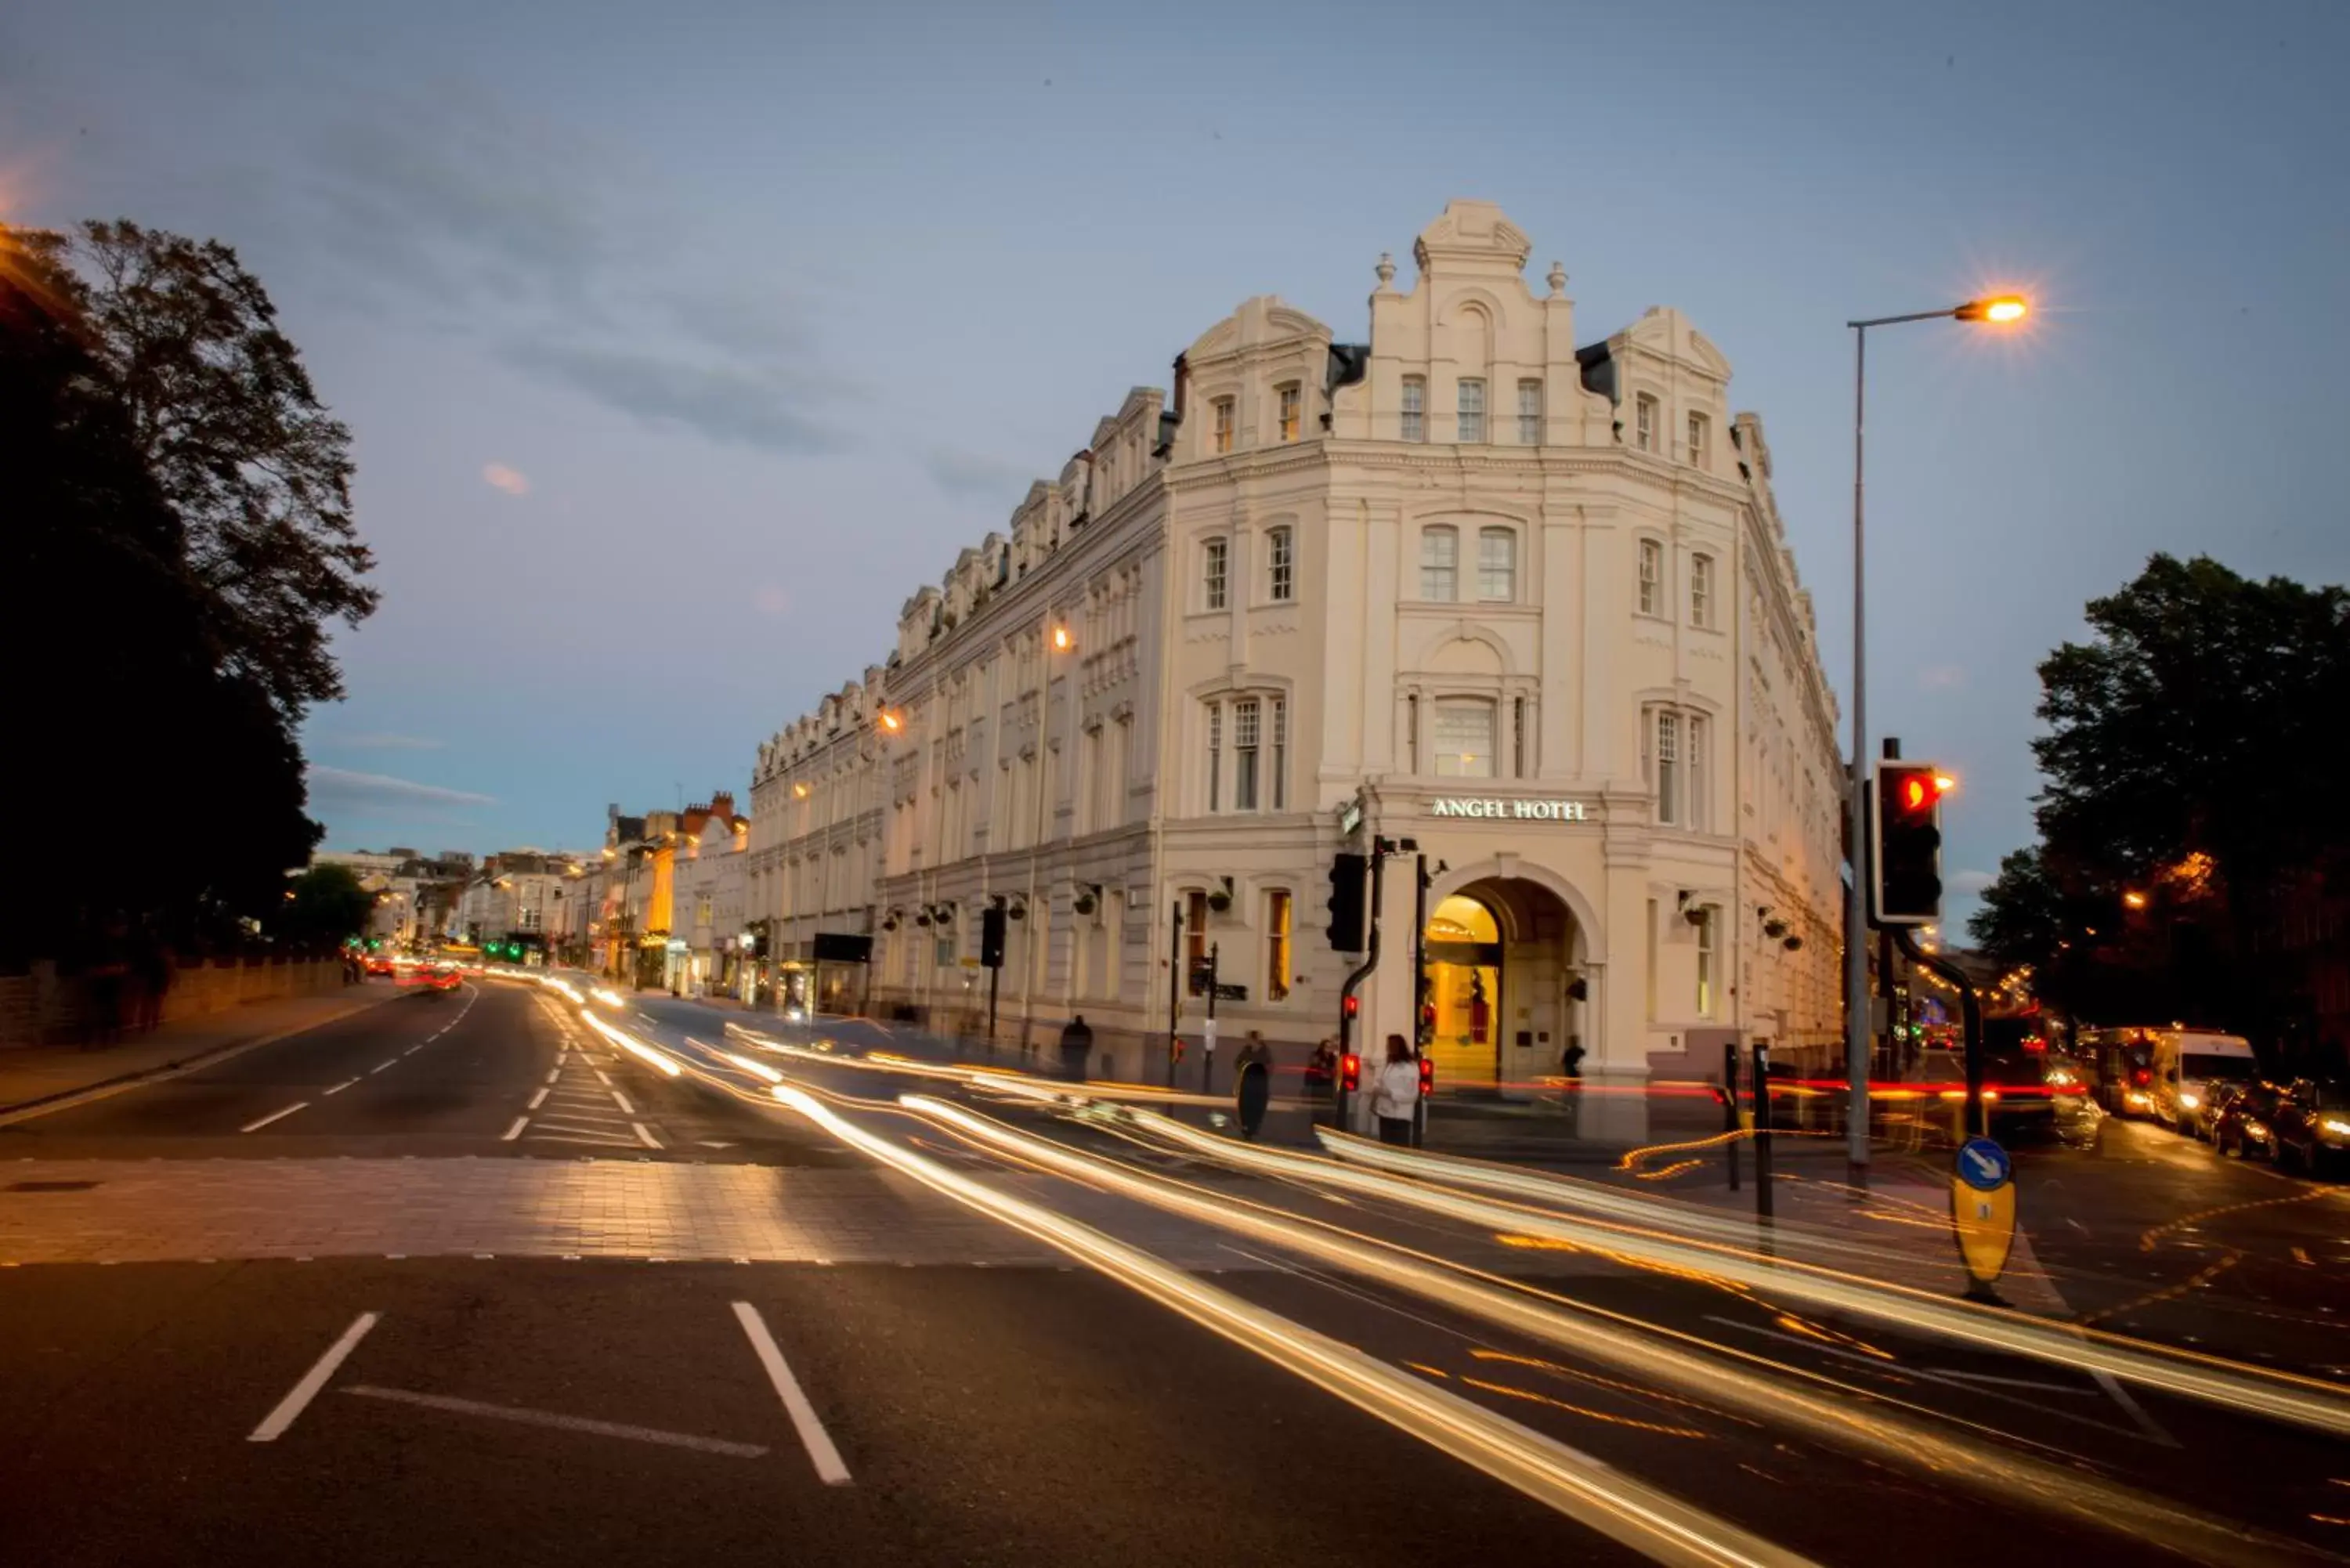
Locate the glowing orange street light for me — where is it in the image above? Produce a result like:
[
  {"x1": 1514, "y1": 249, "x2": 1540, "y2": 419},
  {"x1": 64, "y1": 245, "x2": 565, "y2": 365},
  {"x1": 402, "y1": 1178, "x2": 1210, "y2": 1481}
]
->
[
  {"x1": 1956, "y1": 294, "x2": 2030, "y2": 324},
  {"x1": 878, "y1": 710, "x2": 903, "y2": 734},
  {"x1": 2123, "y1": 891, "x2": 2149, "y2": 910},
  {"x1": 1933, "y1": 773, "x2": 1958, "y2": 794},
  {"x1": 1051, "y1": 624, "x2": 1072, "y2": 652}
]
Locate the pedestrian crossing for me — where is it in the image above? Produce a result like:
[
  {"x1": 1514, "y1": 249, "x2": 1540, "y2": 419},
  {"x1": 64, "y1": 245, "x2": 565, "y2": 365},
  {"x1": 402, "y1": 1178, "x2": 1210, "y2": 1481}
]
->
[{"x1": 515, "y1": 1002, "x2": 666, "y2": 1153}]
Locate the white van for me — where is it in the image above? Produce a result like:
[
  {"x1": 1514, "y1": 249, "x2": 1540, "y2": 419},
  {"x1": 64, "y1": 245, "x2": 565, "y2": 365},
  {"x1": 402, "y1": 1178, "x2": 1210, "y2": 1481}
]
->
[{"x1": 2149, "y1": 1030, "x2": 2258, "y2": 1136}]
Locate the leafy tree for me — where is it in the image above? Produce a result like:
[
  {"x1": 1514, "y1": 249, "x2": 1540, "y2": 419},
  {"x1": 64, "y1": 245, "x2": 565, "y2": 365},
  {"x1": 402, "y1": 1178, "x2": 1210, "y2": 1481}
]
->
[
  {"x1": 55, "y1": 219, "x2": 377, "y2": 720},
  {"x1": 280, "y1": 865, "x2": 376, "y2": 946},
  {"x1": 1, "y1": 224, "x2": 324, "y2": 963},
  {"x1": 1973, "y1": 554, "x2": 2350, "y2": 1037}
]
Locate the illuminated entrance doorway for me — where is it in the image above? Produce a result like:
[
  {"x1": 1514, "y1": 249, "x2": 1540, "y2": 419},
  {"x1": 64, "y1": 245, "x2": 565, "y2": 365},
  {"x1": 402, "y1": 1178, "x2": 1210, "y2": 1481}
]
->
[{"x1": 1420, "y1": 877, "x2": 1585, "y2": 1089}]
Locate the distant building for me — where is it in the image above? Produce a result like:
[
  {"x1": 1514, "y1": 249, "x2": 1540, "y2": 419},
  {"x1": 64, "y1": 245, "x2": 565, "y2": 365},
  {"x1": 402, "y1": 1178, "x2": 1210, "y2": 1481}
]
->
[{"x1": 747, "y1": 201, "x2": 1845, "y2": 1088}]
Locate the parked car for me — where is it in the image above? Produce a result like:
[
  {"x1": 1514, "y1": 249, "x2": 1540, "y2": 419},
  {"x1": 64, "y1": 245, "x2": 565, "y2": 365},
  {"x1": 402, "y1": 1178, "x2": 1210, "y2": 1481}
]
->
[
  {"x1": 2210, "y1": 1081, "x2": 2286, "y2": 1162},
  {"x1": 2271, "y1": 1078, "x2": 2350, "y2": 1179},
  {"x1": 2148, "y1": 1029, "x2": 2259, "y2": 1137}
]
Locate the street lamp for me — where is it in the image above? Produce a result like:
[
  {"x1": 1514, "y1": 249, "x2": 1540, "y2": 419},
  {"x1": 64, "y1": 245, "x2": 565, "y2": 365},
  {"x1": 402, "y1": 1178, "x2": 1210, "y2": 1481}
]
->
[{"x1": 1842, "y1": 292, "x2": 2029, "y2": 1176}]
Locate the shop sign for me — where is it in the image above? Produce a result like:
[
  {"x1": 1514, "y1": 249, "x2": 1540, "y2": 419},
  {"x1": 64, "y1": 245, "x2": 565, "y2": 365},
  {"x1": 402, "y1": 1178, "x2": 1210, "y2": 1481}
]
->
[{"x1": 1426, "y1": 797, "x2": 1590, "y2": 822}]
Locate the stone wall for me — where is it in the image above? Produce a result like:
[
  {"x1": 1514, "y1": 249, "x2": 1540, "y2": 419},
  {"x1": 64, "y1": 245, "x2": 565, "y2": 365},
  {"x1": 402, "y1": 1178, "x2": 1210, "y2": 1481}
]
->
[{"x1": 0, "y1": 956, "x2": 347, "y2": 1049}]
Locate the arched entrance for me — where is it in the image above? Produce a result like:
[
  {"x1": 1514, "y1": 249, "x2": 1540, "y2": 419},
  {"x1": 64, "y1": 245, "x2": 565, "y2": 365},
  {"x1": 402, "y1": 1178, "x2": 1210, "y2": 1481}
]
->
[{"x1": 1420, "y1": 876, "x2": 1586, "y2": 1089}]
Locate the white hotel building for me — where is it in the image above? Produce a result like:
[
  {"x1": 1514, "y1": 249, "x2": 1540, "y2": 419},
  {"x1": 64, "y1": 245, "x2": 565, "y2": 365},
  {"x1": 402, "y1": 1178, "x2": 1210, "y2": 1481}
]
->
[{"x1": 748, "y1": 201, "x2": 1845, "y2": 1090}]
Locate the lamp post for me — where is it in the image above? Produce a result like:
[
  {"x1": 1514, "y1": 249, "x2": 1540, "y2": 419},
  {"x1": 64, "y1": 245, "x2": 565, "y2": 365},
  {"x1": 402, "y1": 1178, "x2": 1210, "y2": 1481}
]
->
[{"x1": 1842, "y1": 294, "x2": 2026, "y2": 1176}]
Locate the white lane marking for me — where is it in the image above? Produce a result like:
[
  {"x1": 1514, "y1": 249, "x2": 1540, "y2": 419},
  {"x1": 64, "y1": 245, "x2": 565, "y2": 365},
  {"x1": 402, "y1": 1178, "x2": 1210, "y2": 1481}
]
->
[
  {"x1": 523, "y1": 1133, "x2": 644, "y2": 1149},
  {"x1": 526, "y1": 1087, "x2": 549, "y2": 1111},
  {"x1": 632, "y1": 1122, "x2": 663, "y2": 1150},
  {"x1": 502, "y1": 1117, "x2": 529, "y2": 1142},
  {"x1": 611, "y1": 1089, "x2": 636, "y2": 1115},
  {"x1": 595, "y1": 1069, "x2": 614, "y2": 1087},
  {"x1": 544, "y1": 1068, "x2": 561, "y2": 1085},
  {"x1": 533, "y1": 1115, "x2": 631, "y2": 1133},
  {"x1": 371, "y1": 1060, "x2": 398, "y2": 1075},
  {"x1": 405, "y1": 1045, "x2": 423, "y2": 1056},
  {"x1": 320, "y1": 1079, "x2": 359, "y2": 1097},
  {"x1": 240, "y1": 1102, "x2": 309, "y2": 1133},
  {"x1": 248, "y1": 1312, "x2": 380, "y2": 1441},
  {"x1": 339, "y1": 1386, "x2": 768, "y2": 1458},
  {"x1": 732, "y1": 1302, "x2": 851, "y2": 1485}
]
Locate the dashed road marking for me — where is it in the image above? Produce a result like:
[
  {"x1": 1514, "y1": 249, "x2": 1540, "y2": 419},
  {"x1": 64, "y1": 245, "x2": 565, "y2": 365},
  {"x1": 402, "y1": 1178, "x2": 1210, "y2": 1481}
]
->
[
  {"x1": 321, "y1": 1079, "x2": 359, "y2": 1097},
  {"x1": 632, "y1": 1122, "x2": 663, "y2": 1150},
  {"x1": 502, "y1": 1117, "x2": 529, "y2": 1142},
  {"x1": 595, "y1": 1069, "x2": 614, "y2": 1087},
  {"x1": 526, "y1": 1087, "x2": 549, "y2": 1111},
  {"x1": 611, "y1": 1089, "x2": 636, "y2": 1115},
  {"x1": 240, "y1": 1103, "x2": 309, "y2": 1133},
  {"x1": 371, "y1": 1060, "x2": 398, "y2": 1075},
  {"x1": 249, "y1": 1312, "x2": 379, "y2": 1442},
  {"x1": 544, "y1": 1068, "x2": 561, "y2": 1085}
]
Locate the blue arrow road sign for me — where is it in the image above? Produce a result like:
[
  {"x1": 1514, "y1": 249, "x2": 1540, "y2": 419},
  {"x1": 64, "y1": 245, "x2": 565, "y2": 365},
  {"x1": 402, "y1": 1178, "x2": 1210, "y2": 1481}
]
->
[{"x1": 1957, "y1": 1136, "x2": 2012, "y2": 1193}]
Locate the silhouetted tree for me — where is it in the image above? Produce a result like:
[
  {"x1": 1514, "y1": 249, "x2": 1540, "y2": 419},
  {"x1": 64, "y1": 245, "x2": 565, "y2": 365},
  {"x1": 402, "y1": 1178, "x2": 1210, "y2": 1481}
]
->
[
  {"x1": 280, "y1": 864, "x2": 375, "y2": 947},
  {"x1": 55, "y1": 220, "x2": 377, "y2": 720},
  {"x1": 0, "y1": 224, "x2": 325, "y2": 964},
  {"x1": 1972, "y1": 554, "x2": 2350, "y2": 1035}
]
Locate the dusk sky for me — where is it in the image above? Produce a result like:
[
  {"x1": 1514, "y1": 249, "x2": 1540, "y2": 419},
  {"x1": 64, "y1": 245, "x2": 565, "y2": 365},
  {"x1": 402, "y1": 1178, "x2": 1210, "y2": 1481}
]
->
[{"x1": 6, "y1": 0, "x2": 2345, "y2": 930}]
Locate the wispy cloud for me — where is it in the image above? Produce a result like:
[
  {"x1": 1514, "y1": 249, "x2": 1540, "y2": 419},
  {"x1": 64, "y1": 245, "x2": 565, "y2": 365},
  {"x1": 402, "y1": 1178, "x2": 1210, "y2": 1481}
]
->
[
  {"x1": 924, "y1": 445, "x2": 1036, "y2": 503},
  {"x1": 336, "y1": 732, "x2": 446, "y2": 752},
  {"x1": 291, "y1": 78, "x2": 848, "y2": 455},
  {"x1": 483, "y1": 462, "x2": 530, "y2": 496},
  {"x1": 308, "y1": 765, "x2": 494, "y2": 810},
  {"x1": 1918, "y1": 663, "x2": 1969, "y2": 691},
  {"x1": 1947, "y1": 868, "x2": 1997, "y2": 897},
  {"x1": 753, "y1": 584, "x2": 791, "y2": 616}
]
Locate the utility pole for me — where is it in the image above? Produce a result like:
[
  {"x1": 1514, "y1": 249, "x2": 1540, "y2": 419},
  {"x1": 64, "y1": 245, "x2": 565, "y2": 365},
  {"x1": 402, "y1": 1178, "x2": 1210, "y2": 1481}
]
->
[
  {"x1": 1202, "y1": 941, "x2": 1220, "y2": 1093},
  {"x1": 1166, "y1": 900, "x2": 1184, "y2": 1089}
]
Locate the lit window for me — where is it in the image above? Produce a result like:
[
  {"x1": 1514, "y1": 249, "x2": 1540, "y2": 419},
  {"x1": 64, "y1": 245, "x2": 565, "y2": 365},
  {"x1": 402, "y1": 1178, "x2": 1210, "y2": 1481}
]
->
[
  {"x1": 1266, "y1": 890, "x2": 1292, "y2": 1002},
  {"x1": 1687, "y1": 411, "x2": 1709, "y2": 468},
  {"x1": 1234, "y1": 697, "x2": 1261, "y2": 811},
  {"x1": 1401, "y1": 376, "x2": 1426, "y2": 443},
  {"x1": 1202, "y1": 537, "x2": 1228, "y2": 610},
  {"x1": 1185, "y1": 889, "x2": 1210, "y2": 992},
  {"x1": 1420, "y1": 526, "x2": 1458, "y2": 602},
  {"x1": 1691, "y1": 553, "x2": 1714, "y2": 628},
  {"x1": 1456, "y1": 378, "x2": 1486, "y2": 443},
  {"x1": 1278, "y1": 383, "x2": 1300, "y2": 443},
  {"x1": 1517, "y1": 379, "x2": 1543, "y2": 444},
  {"x1": 1638, "y1": 538, "x2": 1663, "y2": 616},
  {"x1": 1212, "y1": 396, "x2": 1235, "y2": 455},
  {"x1": 1635, "y1": 394, "x2": 1658, "y2": 453},
  {"x1": 1477, "y1": 527, "x2": 1516, "y2": 602},
  {"x1": 1432, "y1": 700, "x2": 1495, "y2": 779},
  {"x1": 1267, "y1": 526, "x2": 1294, "y2": 603}
]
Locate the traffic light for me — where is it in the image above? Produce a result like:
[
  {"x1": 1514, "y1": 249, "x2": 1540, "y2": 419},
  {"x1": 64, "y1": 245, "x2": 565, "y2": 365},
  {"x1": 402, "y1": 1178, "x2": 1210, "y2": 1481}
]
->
[
  {"x1": 1872, "y1": 762, "x2": 1947, "y2": 925},
  {"x1": 979, "y1": 905, "x2": 1006, "y2": 970},
  {"x1": 1325, "y1": 852, "x2": 1368, "y2": 952}
]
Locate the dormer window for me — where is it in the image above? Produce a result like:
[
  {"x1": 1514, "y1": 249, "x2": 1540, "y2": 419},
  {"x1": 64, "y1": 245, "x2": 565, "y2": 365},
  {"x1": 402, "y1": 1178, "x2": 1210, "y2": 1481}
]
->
[
  {"x1": 1687, "y1": 411, "x2": 1710, "y2": 468},
  {"x1": 1635, "y1": 394, "x2": 1659, "y2": 453},
  {"x1": 1456, "y1": 378, "x2": 1486, "y2": 443},
  {"x1": 1212, "y1": 397, "x2": 1235, "y2": 455},
  {"x1": 1277, "y1": 383, "x2": 1300, "y2": 443},
  {"x1": 1401, "y1": 376, "x2": 1426, "y2": 443}
]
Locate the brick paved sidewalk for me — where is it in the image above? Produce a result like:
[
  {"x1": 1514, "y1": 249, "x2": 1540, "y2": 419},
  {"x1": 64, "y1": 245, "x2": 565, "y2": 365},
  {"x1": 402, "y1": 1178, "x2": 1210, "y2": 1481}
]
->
[{"x1": 0, "y1": 985, "x2": 400, "y2": 1119}]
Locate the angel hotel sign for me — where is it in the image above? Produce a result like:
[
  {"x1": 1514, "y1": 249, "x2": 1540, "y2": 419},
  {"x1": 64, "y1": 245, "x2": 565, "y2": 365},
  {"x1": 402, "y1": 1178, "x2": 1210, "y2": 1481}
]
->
[{"x1": 1427, "y1": 797, "x2": 1590, "y2": 822}]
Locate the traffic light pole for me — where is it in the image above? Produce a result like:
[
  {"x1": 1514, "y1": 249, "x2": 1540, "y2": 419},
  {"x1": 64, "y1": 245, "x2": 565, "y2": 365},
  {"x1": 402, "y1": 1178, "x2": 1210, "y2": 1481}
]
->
[
  {"x1": 1335, "y1": 851, "x2": 1386, "y2": 1128},
  {"x1": 1166, "y1": 900, "x2": 1184, "y2": 1089}
]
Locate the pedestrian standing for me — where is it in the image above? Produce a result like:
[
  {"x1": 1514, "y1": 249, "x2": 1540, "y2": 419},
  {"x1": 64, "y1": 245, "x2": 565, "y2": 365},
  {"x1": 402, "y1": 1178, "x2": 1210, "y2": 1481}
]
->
[
  {"x1": 1372, "y1": 1033, "x2": 1420, "y2": 1147},
  {"x1": 1058, "y1": 1013, "x2": 1095, "y2": 1082}
]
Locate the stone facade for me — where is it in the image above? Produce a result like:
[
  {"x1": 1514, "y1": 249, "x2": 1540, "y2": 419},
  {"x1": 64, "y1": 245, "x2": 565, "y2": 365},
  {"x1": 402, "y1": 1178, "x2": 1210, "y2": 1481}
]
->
[{"x1": 748, "y1": 201, "x2": 1843, "y2": 1086}]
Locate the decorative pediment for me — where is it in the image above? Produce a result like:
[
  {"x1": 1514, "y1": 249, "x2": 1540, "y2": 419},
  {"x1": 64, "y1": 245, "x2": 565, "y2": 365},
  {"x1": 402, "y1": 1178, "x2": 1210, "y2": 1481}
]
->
[{"x1": 1411, "y1": 200, "x2": 1532, "y2": 276}]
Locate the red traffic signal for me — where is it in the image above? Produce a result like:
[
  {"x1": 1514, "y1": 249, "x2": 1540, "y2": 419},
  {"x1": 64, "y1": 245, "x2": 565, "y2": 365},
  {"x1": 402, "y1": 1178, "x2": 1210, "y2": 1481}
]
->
[
  {"x1": 1418, "y1": 1056, "x2": 1434, "y2": 1097},
  {"x1": 1340, "y1": 1053, "x2": 1361, "y2": 1093},
  {"x1": 1871, "y1": 761, "x2": 1947, "y2": 926},
  {"x1": 1342, "y1": 994, "x2": 1360, "y2": 1018}
]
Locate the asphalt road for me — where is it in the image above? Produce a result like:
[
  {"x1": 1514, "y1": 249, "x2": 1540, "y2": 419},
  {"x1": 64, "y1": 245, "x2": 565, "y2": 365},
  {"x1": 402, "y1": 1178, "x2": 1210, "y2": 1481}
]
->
[{"x1": 5, "y1": 974, "x2": 2348, "y2": 1566}]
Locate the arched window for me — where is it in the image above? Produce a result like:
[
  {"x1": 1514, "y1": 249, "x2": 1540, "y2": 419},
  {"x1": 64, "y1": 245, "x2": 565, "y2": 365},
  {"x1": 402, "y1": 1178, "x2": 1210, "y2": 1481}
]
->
[
  {"x1": 1477, "y1": 527, "x2": 1517, "y2": 602},
  {"x1": 1420, "y1": 525, "x2": 1459, "y2": 601}
]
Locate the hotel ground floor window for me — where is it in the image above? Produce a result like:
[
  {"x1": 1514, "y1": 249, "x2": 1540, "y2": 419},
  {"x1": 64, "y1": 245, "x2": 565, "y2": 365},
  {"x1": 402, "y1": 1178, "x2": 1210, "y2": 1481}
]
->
[{"x1": 1264, "y1": 890, "x2": 1292, "y2": 1002}]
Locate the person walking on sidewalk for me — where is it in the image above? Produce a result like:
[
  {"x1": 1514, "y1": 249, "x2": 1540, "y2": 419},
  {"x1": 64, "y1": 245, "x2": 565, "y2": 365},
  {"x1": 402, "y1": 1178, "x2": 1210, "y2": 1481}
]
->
[
  {"x1": 1372, "y1": 1034, "x2": 1420, "y2": 1147},
  {"x1": 1057, "y1": 1013, "x2": 1094, "y2": 1082}
]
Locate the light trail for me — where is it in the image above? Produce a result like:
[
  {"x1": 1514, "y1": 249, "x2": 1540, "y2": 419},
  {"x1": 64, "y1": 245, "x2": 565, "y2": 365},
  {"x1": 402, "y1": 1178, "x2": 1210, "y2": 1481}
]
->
[
  {"x1": 1117, "y1": 1116, "x2": 2350, "y2": 1441},
  {"x1": 900, "y1": 1094, "x2": 2329, "y2": 1566},
  {"x1": 767, "y1": 1086, "x2": 1813, "y2": 1568},
  {"x1": 578, "y1": 1010, "x2": 683, "y2": 1077}
]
